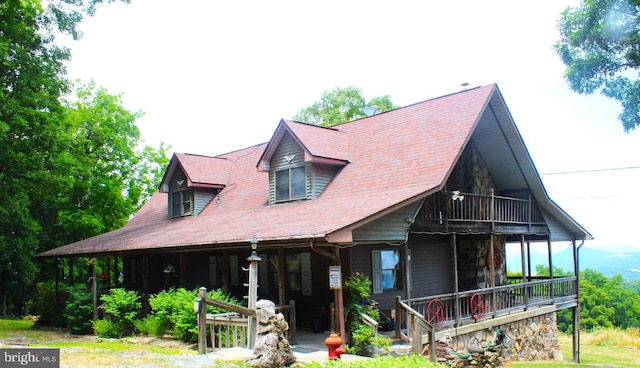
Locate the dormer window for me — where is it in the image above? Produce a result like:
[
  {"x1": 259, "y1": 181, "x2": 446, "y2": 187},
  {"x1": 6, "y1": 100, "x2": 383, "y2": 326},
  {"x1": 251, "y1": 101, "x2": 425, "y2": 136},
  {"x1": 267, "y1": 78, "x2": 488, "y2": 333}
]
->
[
  {"x1": 275, "y1": 166, "x2": 306, "y2": 201},
  {"x1": 171, "y1": 189, "x2": 193, "y2": 217}
]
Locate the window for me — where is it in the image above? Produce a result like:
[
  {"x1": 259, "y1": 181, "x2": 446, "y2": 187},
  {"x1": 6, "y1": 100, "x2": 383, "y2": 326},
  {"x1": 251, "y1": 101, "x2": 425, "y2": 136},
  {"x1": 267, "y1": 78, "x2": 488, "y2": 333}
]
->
[
  {"x1": 171, "y1": 190, "x2": 193, "y2": 217},
  {"x1": 275, "y1": 166, "x2": 306, "y2": 201},
  {"x1": 372, "y1": 249, "x2": 401, "y2": 294}
]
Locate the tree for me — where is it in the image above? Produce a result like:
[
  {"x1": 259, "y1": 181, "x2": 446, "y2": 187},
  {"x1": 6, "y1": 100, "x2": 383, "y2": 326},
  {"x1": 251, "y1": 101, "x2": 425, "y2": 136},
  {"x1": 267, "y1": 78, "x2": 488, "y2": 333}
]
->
[
  {"x1": 0, "y1": 0, "x2": 152, "y2": 316},
  {"x1": 293, "y1": 86, "x2": 395, "y2": 127},
  {"x1": 555, "y1": 0, "x2": 640, "y2": 132}
]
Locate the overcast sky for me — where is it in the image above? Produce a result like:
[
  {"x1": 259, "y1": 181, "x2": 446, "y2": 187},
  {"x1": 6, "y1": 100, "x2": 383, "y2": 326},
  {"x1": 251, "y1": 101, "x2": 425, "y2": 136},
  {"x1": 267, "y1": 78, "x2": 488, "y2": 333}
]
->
[{"x1": 62, "y1": 0, "x2": 640, "y2": 252}]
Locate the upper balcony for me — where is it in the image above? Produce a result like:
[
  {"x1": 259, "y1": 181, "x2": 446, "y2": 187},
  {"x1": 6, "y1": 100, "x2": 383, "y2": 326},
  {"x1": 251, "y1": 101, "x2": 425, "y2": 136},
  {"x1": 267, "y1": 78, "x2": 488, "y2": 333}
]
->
[{"x1": 413, "y1": 190, "x2": 547, "y2": 235}]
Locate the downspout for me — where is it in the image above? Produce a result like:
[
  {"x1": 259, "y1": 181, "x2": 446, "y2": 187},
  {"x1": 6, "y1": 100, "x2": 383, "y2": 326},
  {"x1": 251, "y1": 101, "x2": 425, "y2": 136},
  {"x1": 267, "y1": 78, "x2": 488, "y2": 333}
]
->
[{"x1": 310, "y1": 240, "x2": 346, "y2": 340}]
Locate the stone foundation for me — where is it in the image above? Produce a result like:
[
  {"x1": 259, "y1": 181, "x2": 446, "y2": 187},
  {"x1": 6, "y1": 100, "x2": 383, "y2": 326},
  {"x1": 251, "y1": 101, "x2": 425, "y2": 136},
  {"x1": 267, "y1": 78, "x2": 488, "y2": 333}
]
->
[{"x1": 436, "y1": 312, "x2": 558, "y2": 367}]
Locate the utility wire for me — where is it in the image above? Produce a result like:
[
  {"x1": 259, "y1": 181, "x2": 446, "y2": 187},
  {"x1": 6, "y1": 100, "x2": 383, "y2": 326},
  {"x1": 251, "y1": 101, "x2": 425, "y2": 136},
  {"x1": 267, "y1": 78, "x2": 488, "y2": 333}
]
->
[{"x1": 541, "y1": 166, "x2": 640, "y2": 175}]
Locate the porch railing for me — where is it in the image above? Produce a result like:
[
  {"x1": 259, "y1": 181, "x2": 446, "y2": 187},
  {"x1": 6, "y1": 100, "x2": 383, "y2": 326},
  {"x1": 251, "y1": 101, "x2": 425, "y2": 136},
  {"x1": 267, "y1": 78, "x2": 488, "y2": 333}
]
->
[
  {"x1": 397, "y1": 276, "x2": 576, "y2": 356},
  {"x1": 418, "y1": 190, "x2": 545, "y2": 226},
  {"x1": 196, "y1": 287, "x2": 297, "y2": 354},
  {"x1": 395, "y1": 296, "x2": 437, "y2": 362}
]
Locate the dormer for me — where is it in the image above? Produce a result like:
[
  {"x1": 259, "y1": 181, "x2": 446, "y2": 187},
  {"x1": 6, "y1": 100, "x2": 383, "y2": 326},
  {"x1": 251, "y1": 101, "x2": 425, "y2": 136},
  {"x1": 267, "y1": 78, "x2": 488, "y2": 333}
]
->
[
  {"x1": 257, "y1": 119, "x2": 349, "y2": 205},
  {"x1": 160, "y1": 153, "x2": 232, "y2": 218}
]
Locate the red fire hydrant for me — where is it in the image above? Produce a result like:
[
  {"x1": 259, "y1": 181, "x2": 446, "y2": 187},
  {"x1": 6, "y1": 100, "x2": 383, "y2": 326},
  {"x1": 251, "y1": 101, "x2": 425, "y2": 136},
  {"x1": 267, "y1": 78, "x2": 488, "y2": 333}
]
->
[{"x1": 325, "y1": 332, "x2": 346, "y2": 360}]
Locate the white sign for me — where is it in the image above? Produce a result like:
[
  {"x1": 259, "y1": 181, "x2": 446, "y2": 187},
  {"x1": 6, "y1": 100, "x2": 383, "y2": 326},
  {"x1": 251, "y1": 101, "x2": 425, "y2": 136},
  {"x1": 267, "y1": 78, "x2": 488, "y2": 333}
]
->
[{"x1": 329, "y1": 265, "x2": 342, "y2": 290}]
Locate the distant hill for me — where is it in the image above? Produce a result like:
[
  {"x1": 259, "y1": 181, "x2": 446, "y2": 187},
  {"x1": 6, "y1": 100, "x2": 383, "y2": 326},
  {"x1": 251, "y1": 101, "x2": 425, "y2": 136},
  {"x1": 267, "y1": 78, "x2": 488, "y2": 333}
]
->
[{"x1": 506, "y1": 246, "x2": 640, "y2": 281}]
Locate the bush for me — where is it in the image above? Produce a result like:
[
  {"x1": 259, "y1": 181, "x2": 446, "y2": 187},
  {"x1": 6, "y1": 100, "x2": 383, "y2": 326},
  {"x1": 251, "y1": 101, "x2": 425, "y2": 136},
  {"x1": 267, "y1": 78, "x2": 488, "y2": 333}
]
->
[
  {"x1": 133, "y1": 316, "x2": 163, "y2": 336},
  {"x1": 28, "y1": 281, "x2": 67, "y2": 328},
  {"x1": 92, "y1": 319, "x2": 122, "y2": 338},
  {"x1": 98, "y1": 288, "x2": 141, "y2": 337},
  {"x1": 64, "y1": 285, "x2": 94, "y2": 334},
  {"x1": 147, "y1": 287, "x2": 240, "y2": 343}
]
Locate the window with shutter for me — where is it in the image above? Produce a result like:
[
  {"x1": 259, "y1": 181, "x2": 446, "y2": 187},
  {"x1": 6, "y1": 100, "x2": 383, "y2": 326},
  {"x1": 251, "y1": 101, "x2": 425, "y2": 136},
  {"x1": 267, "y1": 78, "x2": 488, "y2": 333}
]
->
[{"x1": 372, "y1": 249, "x2": 401, "y2": 294}]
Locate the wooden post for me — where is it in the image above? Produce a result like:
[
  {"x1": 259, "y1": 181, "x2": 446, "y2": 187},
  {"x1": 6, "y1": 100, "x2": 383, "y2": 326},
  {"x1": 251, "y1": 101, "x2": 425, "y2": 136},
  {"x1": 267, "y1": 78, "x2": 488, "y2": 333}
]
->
[
  {"x1": 572, "y1": 240, "x2": 581, "y2": 363},
  {"x1": 247, "y1": 248, "x2": 261, "y2": 349},
  {"x1": 197, "y1": 287, "x2": 207, "y2": 354},
  {"x1": 69, "y1": 257, "x2": 74, "y2": 286},
  {"x1": 520, "y1": 235, "x2": 528, "y2": 308},
  {"x1": 91, "y1": 258, "x2": 98, "y2": 320},
  {"x1": 278, "y1": 248, "x2": 285, "y2": 307},
  {"x1": 452, "y1": 233, "x2": 460, "y2": 326},
  {"x1": 548, "y1": 239, "x2": 554, "y2": 302},
  {"x1": 490, "y1": 235, "x2": 497, "y2": 318},
  {"x1": 288, "y1": 300, "x2": 297, "y2": 344}
]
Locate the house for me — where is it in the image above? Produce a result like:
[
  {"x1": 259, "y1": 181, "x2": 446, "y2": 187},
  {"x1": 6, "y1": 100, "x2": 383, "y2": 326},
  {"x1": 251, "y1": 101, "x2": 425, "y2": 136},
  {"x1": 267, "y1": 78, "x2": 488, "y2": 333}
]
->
[{"x1": 38, "y1": 84, "x2": 590, "y2": 363}]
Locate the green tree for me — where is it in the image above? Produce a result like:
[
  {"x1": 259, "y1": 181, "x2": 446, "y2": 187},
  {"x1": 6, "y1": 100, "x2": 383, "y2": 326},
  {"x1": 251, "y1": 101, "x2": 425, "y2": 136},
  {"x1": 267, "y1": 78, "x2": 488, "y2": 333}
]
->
[
  {"x1": 293, "y1": 86, "x2": 395, "y2": 127},
  {"x1": 555, "y1": 0, "x2": 640, "y2": 132},
  {"x1": 0, "y1": 0, "x2": 159, "y2": 316}
]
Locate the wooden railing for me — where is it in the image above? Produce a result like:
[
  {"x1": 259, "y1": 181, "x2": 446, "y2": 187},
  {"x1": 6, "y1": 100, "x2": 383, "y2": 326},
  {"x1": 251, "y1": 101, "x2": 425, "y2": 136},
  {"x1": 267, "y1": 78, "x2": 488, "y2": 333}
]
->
[
  {"x1": 404, "y1": 276, "x2": 576, "y2": 331},
  {"x1": 196, "y1": 287, "x2": 297, "y2": 354},
  {"x1": 418, "y1": 190, "x2": 545, "y2": 226},
  {"x1": 395, "y1": 296, "x2": 436, "y2": 362}
]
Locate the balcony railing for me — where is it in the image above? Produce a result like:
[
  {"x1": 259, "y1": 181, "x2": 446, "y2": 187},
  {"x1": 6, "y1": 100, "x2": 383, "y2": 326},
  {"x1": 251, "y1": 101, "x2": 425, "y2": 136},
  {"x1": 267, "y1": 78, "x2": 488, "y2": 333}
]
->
[{"x1": 416, "y1": 190, "x2": 545, "y2": 228}]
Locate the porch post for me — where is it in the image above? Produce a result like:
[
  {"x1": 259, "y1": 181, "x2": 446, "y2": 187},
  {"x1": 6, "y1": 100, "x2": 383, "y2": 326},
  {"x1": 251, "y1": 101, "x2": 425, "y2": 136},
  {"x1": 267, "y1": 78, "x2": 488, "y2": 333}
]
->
[
  {"x1": 90, "y1": 258, "x2": 98, "y2": 320},
  {"x1": 278, "y1": 248, "x2": 286, "y2": 307},
  {"x1": 69, "y1": 257, "x2": 74, "y2": 286},
  {"x1": 520, "y1": 235, "x2": 528, "y2": 308},
  {"x1": 247, "y1": 239, "x2": 261, "y2": 349},
  {"x1": 572, "y1": 240, "x2": 581, "y2": 363},
  {"x1": 451, "y1": 233, "x2": 460, "y2": 326},
  {"x1": 548, "y1": 239, "x2": 554, "y2": 302},
  {"x1": 403, "y1": 241, "x2": 411, "y2": 302},
  {"x1": 490, "y1": 235, "x2": 497, "y2": 317},
  {"x1": 526, "y1": 242, "x2": 532, "y2": 282}
]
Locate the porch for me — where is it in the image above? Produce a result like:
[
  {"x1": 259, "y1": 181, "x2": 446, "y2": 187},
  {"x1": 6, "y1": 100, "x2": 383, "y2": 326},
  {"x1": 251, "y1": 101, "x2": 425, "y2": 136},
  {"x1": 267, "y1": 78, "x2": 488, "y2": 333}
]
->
[{"x1": 394, "y1": 276, "x2": 577, "y2": 361}]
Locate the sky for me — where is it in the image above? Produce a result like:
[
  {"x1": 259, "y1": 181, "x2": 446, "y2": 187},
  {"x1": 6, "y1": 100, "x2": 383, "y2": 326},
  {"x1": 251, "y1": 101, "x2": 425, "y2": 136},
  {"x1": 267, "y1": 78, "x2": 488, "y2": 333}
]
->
[{"x1": 61, "y1": 1, "x2": 640, "y2": 253}]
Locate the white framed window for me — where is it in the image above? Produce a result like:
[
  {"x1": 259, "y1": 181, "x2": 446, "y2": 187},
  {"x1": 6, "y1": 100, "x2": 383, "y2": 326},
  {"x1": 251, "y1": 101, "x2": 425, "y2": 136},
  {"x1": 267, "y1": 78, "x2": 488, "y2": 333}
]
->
[
  {"x1": 275, "y1": 166, "x2": 306, "y2": 201},
  {"x1": 372, "y1": 249, "x2": 401, "y2": 294},
  {"x1": 171, "y1": 190, "x2": 193, "y2": 217}
]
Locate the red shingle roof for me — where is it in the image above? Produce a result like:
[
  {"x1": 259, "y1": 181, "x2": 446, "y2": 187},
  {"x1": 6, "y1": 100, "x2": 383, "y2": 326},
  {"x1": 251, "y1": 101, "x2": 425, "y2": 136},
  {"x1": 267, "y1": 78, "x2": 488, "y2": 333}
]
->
[{"x1": 38, "y1": 85, "x2": 497, "y2": 257}]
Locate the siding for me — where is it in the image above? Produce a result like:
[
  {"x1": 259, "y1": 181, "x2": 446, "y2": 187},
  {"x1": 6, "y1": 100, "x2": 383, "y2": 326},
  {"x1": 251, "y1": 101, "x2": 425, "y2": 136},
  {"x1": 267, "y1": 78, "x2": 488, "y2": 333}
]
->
[
  {"x1": 269, "y1": 133, "x2": 308, "y2": 204},
  {"x1": 352, "y1": 200, "x2": 422, "y2": 242},
  {"x1": 194, "y1": 189, "x2": 216, "y2": 215},
  {"x1": 541, "y1": 208, "x2": 574, "y2": 241},
  {"x1": 350, "y1": 244, "x2": 404, "y2": 310},
  {"x1": 311, "y1": 164, "x2": 339, "y2": 199},
  {"x1": 409, "y1": 234, "x2": 454, "y2": 296},
  {"x1": 167, "y1": 170, "x2": 188, "y2": 217}
]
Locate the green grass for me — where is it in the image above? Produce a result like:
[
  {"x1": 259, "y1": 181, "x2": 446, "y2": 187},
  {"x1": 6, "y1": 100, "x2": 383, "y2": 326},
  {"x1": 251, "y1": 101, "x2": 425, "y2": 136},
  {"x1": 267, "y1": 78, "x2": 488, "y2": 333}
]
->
[
  {"x1": 506, "y1": 333, "x2": 640, "y2": 367},
  {"x1": 3, "y1": 318, "x2": 640, "y2": 367}
]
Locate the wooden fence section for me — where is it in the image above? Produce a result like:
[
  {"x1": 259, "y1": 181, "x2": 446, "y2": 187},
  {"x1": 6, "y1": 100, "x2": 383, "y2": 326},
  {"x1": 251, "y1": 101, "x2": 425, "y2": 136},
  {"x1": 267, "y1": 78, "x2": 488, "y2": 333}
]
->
[
  {"x1": 395, "y1": 296, "x2": 436, "y2": 362},
  {"x1": 196, "y1": 287, "x2": 297, "y2": 354}
]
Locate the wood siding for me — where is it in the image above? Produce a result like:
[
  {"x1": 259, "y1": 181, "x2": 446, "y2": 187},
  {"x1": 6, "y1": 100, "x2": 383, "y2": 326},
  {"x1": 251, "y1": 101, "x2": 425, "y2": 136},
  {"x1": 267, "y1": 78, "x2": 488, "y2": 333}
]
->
[
  {"x1": 350, "y1": 244, "x2": 403, "y2": 310},
  {"x1": 268, "y1": 133, "x2": 308, "y2": 204},
  {"x1": 167, "y1": 169, "x2": 188, "y2": 217},
  {"x1": 409, "y1": 234, "x2": 454, "y2": 296},
  {"x1": 195, "y1": 189, "x2": 217, "y2": 215},
  {"x1": 311, "y1": 163, "x2": 339, "y2": 199},
  {"x1": 352, "y1": 200, "x2": 422, "y2": 242}
]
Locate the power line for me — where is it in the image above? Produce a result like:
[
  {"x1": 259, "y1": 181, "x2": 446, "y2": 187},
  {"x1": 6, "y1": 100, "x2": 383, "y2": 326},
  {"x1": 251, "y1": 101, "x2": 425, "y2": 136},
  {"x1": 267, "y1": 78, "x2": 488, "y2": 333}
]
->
[{"x1": 541, "y1": 166, "x2": 640, "y2": 175}]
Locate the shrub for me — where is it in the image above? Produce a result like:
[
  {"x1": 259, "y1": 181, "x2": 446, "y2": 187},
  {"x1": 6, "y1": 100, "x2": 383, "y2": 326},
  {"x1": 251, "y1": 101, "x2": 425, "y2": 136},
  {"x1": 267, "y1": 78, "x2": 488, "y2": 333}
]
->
[
  {"x1": 92, "y1": 319, "x2": 122, "y2": 338},
  {"x1": 98, "y1": 288, "x2": 141, "y2": 337},
  {"x1": 147, "y1": 287, "x2": 240, "y2": 343},
  {"x1": 28, "y1": 281, "x2": 67, "y2": 328},
  {"x1": 64, "y1": 285, "x2": 94, "y2": 334},
  {"x1": 343, "y1": 272, "x2": 390, "y2": 356},
  {"x1": 133, "y1": 316, "x2": 163, "y2": 336}
]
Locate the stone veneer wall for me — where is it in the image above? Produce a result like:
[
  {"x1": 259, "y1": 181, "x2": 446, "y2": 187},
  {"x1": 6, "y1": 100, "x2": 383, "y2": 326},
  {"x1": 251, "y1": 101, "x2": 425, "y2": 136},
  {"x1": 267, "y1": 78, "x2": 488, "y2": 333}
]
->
[
  {"x1": 457, "y1": 236, "x2": 507, "y2": 290},
  {"x1": 436, "y1": 312, "x2": 559, "y2": 367}
]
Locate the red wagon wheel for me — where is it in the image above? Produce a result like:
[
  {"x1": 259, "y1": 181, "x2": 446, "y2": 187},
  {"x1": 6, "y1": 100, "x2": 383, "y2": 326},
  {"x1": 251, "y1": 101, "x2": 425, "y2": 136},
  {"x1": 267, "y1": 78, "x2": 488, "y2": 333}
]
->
[
  {"x1": 470, "y1": 292, "x2": 486, "y2": 321},
  {"x1": 425, "y1": 298, "x2": 445, "y2": 328}
]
